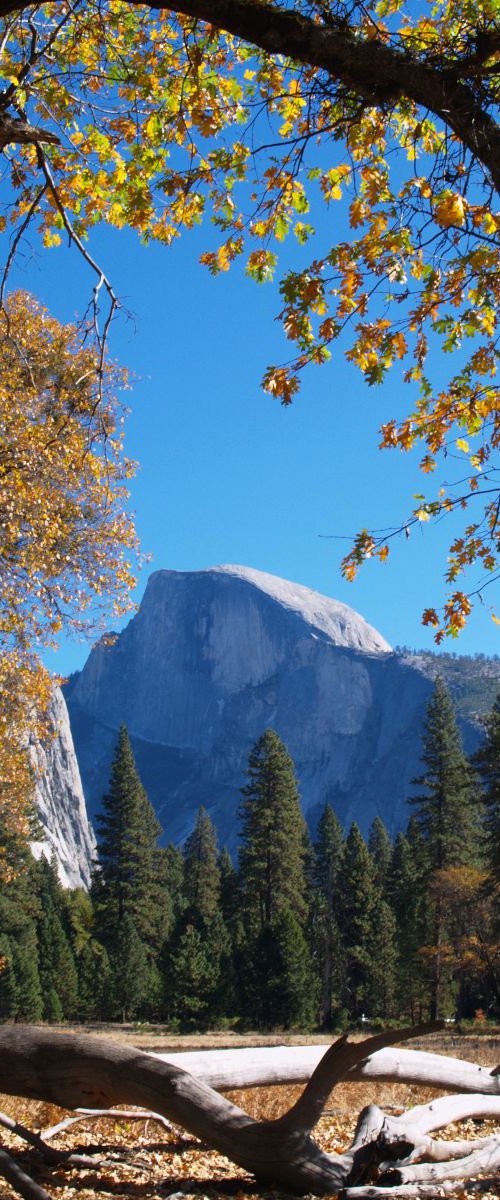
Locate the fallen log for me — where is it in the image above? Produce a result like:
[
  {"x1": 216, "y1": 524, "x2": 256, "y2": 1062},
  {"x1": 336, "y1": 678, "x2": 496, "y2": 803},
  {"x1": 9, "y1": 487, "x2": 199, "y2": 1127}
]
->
[
  {"x1": 0, "y1": 1023, "x2": 499, "y2": 1199},
  {"x1": 156, "y1": 1042, "x2": 500, "y2": 1093}
]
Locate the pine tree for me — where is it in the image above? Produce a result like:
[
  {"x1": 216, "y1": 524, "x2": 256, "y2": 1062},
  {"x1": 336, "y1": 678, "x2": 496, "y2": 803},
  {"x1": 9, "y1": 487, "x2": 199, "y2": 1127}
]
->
[
  {"x1": 412, "y1": 678, "x2": 482, "y2": 1017},
  {"x1": 161, "y1": 843, "x2": 186, "y2": 924},
  {"x1": 111, "y1": 914, "x2": 150, "y2": 1021},
  {"x1": 94, "y1": 726, "x2": 167, "y2": 954},
  {"x1": 38, "y1": 908, "x2": 78, "y2": 1020},
  {"x1": 213, "y1": 848, "x2": 243, "y2": 1020},
  {"x1": 311, "y1": 803, "x2": 345, "y2": 1028},
  {"x1": 0, "y1": 849, "x2": 43, "y2": 1021},
  {"x1": 388, "y1": 832, "x2": 427, "y2": 1022},
  {"x1": 31, "y1": 856, "x2": 79, "y2": 1020},
  {"x1": 412, "y1": 678, "x2": 481, "y2": 871},
  {"x1": 166, "y1": 809, "x2": 230, "y2": 1028},
  {"x1": 367, "y1": 897, "x2": 398, "y2": 1019},
  {"x1": 337, "y1": 824, "x2": 378, "y2": 1020},
  {"x1": 238, "y1": 730, "x2": 312, "y2": 1027},
  {"x1": 368, "y1": 817, "x2": 393, "y2": 893},
  {"x1": 166, "y1": 923, "x2": 219, "y2": 1029},
  {"x1": 12, "y1": 934, "x2": 43, "y2": 1022},
  {"x1": 219, "y1": 847, "x2": 243, "y2": 942},
  {"x1": 0, "y1": 935, "x2": 17, "y2": 1019},
  {"x1": 183, "y1": 807, "x2": 221, "y2": 924},
  {"x1": 77, "y1": 940, "x2": 112, "y2": 1021},
  {"x1": 473, "y1": 692, "x2": 500, "y2": 894},
  {"x1": 248, "y1": 909, "x2": 316, "y2": 1030},
  {"x1": 239, "y1": 729, "x2": 308, "y2": 931}
]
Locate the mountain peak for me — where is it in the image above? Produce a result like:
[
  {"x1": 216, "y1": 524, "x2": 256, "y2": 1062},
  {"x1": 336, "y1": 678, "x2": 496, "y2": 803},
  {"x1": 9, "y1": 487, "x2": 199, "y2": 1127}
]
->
[{"x1": 149, "y1": 564, "x2": 392, "y2": 655}]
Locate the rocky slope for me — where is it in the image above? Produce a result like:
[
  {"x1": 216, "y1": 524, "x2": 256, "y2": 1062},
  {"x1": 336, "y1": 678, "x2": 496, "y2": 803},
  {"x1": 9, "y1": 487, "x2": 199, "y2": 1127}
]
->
[
  {"x1": 30, "y1": 686, "x2": 96, "y2": 888},
  {"x1": 63, "y1": 565, "x2": 493, "y2": 850}
]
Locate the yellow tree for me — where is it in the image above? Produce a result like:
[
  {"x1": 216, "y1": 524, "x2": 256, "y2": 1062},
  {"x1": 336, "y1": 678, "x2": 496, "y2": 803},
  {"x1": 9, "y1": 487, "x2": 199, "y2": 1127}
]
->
[
  {"x1": 0, "y1": 292, "x2": 139, "y2": 874},
  {"x1": 0, "y1": 0, "x2": 500, "y2": 641}
]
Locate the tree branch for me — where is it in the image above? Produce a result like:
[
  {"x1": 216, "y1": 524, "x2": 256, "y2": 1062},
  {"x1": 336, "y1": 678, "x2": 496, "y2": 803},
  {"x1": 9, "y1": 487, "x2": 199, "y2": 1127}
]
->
[
  {"x1": 138, "y1": 0, "x2": 500, "y2": 195},
  {"x1": 1, "y1": 0, "x2": 499, "y2": 190}
]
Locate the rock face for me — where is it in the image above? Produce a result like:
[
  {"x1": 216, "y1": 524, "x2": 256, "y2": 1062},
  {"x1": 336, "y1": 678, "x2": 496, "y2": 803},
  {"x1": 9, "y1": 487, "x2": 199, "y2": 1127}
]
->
[
  {"x1": 64, "y1": 564, "x2": 485, "y2": 850},
  {"x1": 30, "y1": 686, "x2": 96, "y2": 889}
]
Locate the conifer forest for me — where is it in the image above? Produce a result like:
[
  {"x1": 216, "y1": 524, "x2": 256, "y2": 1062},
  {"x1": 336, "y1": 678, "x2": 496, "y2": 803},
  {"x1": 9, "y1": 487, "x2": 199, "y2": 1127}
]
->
[{"x1": 2, "y1": 678, "x2": 500, "y2": 1032}]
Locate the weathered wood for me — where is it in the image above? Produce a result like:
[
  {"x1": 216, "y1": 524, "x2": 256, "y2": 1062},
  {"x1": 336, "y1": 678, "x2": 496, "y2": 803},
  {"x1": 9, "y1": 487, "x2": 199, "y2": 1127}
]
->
[
  {"x1": 157, "y1": 1043, "x2": 500, "y2": 1093},
  {"x1": 382, "y1": 1138, "x2": 500, "y2": 1187},
  {"x1": 0, "y1": 1146, "x2": 52, "y2": 1200},
  {"x1": 0, "y1": 1110, "x2": 96, "y2": 1167},
  {"x1": 0, "y1": 1023, "x2": 438, "y2": 1195},
  {"x1": 42, "y1": 1108, "x2": 172, "y2": 1140},
  {"x1": 1, "y1": 1024, "x2": 500, "y2": 1198}
]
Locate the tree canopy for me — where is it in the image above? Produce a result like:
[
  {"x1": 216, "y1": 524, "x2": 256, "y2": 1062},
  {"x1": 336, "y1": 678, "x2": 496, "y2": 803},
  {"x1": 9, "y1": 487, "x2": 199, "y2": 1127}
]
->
[
  {"x1": 0, "y1": 294, "x2": 139, "y2": 872},
  {"x1": 1, "y1": 0, "x2": 500, "y2": 641},
  {"x1": 2, "y1": 0, "x2": 500, "y2": 859}
]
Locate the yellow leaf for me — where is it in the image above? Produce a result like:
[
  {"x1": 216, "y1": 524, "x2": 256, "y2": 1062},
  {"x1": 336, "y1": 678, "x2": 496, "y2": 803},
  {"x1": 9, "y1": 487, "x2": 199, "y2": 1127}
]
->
[{"x1": 434, "y1": 192, "x2": 467, "y2": 228}]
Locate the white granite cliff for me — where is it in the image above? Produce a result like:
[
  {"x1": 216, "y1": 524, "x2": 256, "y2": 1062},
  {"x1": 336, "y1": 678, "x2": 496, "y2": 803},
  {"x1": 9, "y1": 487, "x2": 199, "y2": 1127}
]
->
[
  {"x1": 65, "y1": 565, "x2": 451, "y2": 848},
  {"x1": 30, "y1": 686, "x2": 96, "y2": 889}
]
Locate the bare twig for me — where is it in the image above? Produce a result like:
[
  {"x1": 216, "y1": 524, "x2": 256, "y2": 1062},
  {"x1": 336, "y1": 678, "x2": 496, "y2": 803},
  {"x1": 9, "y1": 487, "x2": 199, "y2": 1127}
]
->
[
  {"x1": 42, "y1": 1107, "x2": 173, "y2": 1139},
  {"x1": 0, "y1": 1144, "x2": 53, "y2": 1200}
]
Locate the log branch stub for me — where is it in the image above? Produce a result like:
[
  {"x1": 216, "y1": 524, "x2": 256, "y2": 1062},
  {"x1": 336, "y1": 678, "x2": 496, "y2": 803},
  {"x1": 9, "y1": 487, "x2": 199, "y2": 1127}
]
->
[{"x1": 275, "y1": 1022, "x2": 443, "y2": 1134}]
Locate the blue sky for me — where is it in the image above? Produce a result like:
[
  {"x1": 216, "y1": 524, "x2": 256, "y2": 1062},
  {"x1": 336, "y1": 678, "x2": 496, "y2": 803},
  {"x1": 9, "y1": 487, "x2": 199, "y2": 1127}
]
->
[{"x1": 12, "y1": 213, "x2": 500, "y2": 677}]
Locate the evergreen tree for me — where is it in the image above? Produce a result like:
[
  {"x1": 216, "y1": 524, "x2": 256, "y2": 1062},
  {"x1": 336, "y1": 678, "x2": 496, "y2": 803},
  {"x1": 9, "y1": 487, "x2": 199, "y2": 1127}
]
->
[
  {"x1": 166, "y1": 923, "x2": 219, "y2": 1029},
  {"x1": 219, "y1": 847, "x2": 243, "y2": 943},
  {"x1": 473, "y1": 692, "x2": 500, "y2": 893},
  {"x1": 77, "y1": 940, "x2": 112, "y2": 1021},
  {"x1": 38, "y1": 908, "x2": 78, "y2": 1020},
  {"x1": 166, "y1": 809, "x2": 231, "y2": 1028},
  {"x1": 367, "y1": 897, "x2": 398, "y2": 1018},
  {"x1": 388, "y1": 831, "x2": 427, "y2": 1022},
  {"x1": 183, "y1": 807, "x2": 221, "y2": 923},
  {"x1": 412, "y1": 678, "x2": 481, "y2": 871},
  {"x1": 94, "y1": 726, "x2": 167, "y2": 954},
  {"x1": 0, "y1": 849, "x2": 43, "y2": 1021},
  {"x1": 12, "y1": 934, "x2": 43, "y2": 1022},
  {"x1": 238, "y1": 730, "x2": 312, "y2": 1027},
  {"x1": 337, "y1": 824, "x2": 378, "y2": 1020},
  {"x1": 239, "y1": 729, "x2": 308, "y2": 931},
  {"x1": 0, "y1": 935, "x2": 17, "y2": 1019},
  {"x1": 111, "y1": 914, "x2": 150, "y2": 1021},
  {"x1": 311, "y1": 803, "x2": 345, "y2": 1028},
  {"x1": 215, "y1": 848, "x2": 243, "y2": 1019},
  {"x1": 161, "y1": 843, "x2": 186, "y2": 924},
  {"x1": 248, "y1": 909, "x2": 316, "y2": 1029},
  {"x1": 412, "y1": 678, "x2": 482, "y2": 1017},
  {"x1": 368, "y1": 817, "x2": 393, "y2": 893},
  {"x1": 31, "y1": 856, "x2": 79, "y2": 1020}
]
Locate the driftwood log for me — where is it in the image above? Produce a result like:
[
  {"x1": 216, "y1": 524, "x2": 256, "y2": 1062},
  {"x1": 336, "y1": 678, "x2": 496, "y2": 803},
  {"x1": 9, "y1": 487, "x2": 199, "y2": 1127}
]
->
[
  {"x1": 0, "y1": 1023, "x2": 500, "y2": 1199},
  {"x1": 159, "y1": 1041, "x2": 500, "y2": 1093}
]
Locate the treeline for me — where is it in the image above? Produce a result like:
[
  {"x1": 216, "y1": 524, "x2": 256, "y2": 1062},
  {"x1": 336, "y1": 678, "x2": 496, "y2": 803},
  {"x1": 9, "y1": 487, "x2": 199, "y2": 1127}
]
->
[{"x1": 2, "y1": 676, "x2": 500, "y2": 1030}]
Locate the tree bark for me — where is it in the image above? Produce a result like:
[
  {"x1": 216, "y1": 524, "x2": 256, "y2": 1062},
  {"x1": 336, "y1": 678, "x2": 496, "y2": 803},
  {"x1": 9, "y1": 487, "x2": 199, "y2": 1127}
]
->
[
  {"x1": 2, "y1": 1026, "x2": 500, "y2": 1197},
  {"x1": 0, "y1": 0, "x2": 499, "y2": 193},
  {"x1": 0, "y1": 1023, "x2": 441, "y2": 1195},
  {"x1": 154, "y1": 1042, "x2": 500, "y2": 1094}
]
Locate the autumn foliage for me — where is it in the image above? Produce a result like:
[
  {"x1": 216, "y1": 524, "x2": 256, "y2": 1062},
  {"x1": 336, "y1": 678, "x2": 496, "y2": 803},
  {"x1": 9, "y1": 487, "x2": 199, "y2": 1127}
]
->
[
  {"x1": 0, "y1": 293, "x2": 139, "y2": 872},
  {"x1": 0, "y1": 0, "x2": 498, "y2": 637}
]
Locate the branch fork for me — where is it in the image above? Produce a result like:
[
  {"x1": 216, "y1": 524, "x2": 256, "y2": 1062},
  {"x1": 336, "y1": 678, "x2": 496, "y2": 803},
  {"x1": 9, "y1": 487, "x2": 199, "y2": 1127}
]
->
[{"x1": 0, "y1": 1023, "x2": 500, "y2": 1200}]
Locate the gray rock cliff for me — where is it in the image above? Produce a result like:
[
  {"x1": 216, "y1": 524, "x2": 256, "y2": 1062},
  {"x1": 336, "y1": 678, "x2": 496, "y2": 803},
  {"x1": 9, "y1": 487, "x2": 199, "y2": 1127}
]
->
[
  {"x1": 30, "y1": 686, "x2": 96, "y2": 889},
  {"x1": 65, "y1": 565, "x2": 486, "y2": 849}
]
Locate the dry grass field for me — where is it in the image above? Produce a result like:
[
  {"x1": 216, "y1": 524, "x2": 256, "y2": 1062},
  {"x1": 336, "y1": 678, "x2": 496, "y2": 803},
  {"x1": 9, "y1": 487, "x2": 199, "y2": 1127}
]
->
[{"x1": 1, "y1": 1029, "x2": 499, "y2": 1200}]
